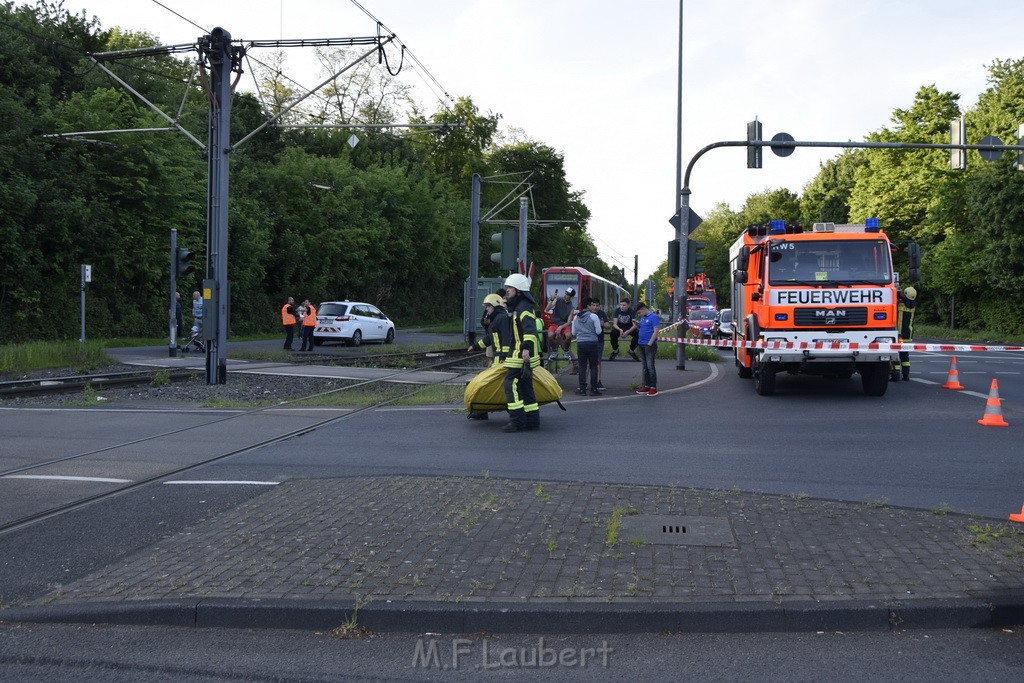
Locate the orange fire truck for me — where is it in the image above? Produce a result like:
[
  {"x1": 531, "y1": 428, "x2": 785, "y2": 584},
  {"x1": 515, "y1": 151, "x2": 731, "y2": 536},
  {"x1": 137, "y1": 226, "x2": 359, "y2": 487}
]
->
[{"x1": 729, "y1": 219, "x2": 919, "y2": 396}]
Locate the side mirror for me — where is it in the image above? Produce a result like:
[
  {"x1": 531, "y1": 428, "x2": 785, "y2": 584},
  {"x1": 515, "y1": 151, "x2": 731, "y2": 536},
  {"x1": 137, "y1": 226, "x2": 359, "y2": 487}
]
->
[
  {"x1": 734, "y1": 269, "x2": 748, "y2": 284},
  {"x1": 737, "y1": 246, "x2": 750, "y2": 271}
]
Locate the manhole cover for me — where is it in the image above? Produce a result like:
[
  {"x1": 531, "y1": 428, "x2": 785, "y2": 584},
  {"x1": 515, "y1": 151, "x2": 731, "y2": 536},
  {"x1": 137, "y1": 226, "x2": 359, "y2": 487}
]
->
[{"x1": 616, "y1": 515, "x2": 736, "y2": 547}]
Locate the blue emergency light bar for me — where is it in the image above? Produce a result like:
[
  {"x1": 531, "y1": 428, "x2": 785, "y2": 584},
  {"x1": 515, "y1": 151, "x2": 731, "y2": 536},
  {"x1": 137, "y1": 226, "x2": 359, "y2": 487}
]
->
[
  {"x1": 769, "y1": 220, "x2": 786, "y2": 234},
  {"x1": 865, "y1": 217, "x2": 880, "y2": 232}
]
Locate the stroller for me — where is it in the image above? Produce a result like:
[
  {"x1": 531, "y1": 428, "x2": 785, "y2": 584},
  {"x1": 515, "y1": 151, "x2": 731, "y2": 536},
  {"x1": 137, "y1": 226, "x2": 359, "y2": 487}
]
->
[{"x1": 178, "y1": 325, "x2": 206, "y2": 353}]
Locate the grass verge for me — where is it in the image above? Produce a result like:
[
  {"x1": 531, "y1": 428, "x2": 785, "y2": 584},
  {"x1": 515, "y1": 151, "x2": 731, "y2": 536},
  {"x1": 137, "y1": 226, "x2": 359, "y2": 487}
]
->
[{"x1": 0, "y1": 341, "x2": 113, "y2": 374}]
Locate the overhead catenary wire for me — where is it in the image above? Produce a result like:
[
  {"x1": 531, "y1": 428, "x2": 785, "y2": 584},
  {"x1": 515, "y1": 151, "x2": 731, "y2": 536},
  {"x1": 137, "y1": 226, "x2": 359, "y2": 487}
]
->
[
  {"x1": 348, "y1": 0, "x2": 455, "y2": 110},
  {"x1": 149, "y1": 0, "x2": 207, "y2": 33}
]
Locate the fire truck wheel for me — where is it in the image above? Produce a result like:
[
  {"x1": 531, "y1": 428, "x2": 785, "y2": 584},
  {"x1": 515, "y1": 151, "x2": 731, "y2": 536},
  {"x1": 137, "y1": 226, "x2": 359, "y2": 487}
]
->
[
  {"x1": 737, "y1": 350, "x2": 753, "y2": 379},
  {"x1": 861, "y1": 362, "x2": 889, "y2": 397},
  {"x1": 753, "y1": 357, "x2": 777, "y2": 396}
]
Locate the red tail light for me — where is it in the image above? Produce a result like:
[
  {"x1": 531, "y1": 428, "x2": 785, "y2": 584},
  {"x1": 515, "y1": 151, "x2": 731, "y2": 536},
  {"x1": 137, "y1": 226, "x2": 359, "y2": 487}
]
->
[{"x1": 334, "y1": 315, "x2": 352, "y2": 321}]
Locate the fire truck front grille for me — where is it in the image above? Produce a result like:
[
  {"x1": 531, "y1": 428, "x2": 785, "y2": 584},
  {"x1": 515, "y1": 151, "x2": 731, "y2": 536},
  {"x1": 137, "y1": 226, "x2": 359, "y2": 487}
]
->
[{"x1": 794, "y1": 307, "x2": 868, "y2": 326}]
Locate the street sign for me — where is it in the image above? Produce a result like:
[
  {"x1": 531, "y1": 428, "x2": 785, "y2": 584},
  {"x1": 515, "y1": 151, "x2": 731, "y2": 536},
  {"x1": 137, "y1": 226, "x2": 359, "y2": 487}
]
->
[
  {"x1": 668, "y1": 208, "x2": 703, "y2": 234},
  {"x1": 979, "y1": 135, "x2": 1003, "y2": 162},
  {"x1": 771, "y1": 132, "x2": 795, "y2": 157}
]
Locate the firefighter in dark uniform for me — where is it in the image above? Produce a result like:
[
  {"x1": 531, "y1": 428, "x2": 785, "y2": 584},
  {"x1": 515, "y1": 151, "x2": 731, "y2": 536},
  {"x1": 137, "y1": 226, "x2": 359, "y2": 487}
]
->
[
  {"x1": 501, "y1": 273, "x2": 541, "y2": 432},
  {"x1": 466, "y1": 293, "x2": 512, "y2": 421},
  {"x1": 891, "y1": 286, "x2": 917, "y2": 381}
]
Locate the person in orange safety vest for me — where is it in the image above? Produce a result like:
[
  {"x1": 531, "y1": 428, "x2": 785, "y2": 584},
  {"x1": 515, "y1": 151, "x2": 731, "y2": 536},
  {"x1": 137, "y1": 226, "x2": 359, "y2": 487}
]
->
[
  {"x1": 299, "y1": 299, "x2": 318, "y2": 352},
  {"x1": 281, "y1": 297, "x2": 297, "y2": 351}
]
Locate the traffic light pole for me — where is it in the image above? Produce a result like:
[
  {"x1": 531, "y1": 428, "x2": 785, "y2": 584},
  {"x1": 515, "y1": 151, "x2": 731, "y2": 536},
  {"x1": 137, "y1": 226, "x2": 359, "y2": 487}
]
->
[
  {"x1": 685, "y1": 138, "x2": 1024, "y2": 188},
  {"x1": 675, "y1": 190, "x2": 690, "y2": 370},
  {"x1": 676, "y1": 133, "x2": 1024, "y2": 371},
  {"x1": 467, "y1": 173, "x2": 481, "y2": 346},
  {"x1": 169, "y1": 228, "x2": 178, "y2": 357}
]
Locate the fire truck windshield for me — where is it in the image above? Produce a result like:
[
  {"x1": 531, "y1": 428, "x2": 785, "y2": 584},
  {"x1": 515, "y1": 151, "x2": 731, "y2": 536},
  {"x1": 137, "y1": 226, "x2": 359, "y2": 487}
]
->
[{"x1": 768, "y1": 240, "x2": 891, "y2": 285}]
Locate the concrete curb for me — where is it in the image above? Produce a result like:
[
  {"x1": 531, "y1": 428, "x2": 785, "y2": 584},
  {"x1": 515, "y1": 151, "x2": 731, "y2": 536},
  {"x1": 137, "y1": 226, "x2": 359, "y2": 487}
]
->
[{"x1": 4, "y1": 596, "x2": 1023, "y2": 633}]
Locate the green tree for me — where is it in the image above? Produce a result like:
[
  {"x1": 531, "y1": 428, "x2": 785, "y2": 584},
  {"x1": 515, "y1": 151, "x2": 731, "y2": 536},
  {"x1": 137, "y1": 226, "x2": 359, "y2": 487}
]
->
[
  {"x1": 800, "y1": 151, "x2": 862, "y2": 226},
  {"x1": 847, "y1": 85, "x2": 962, "y2": 242}
]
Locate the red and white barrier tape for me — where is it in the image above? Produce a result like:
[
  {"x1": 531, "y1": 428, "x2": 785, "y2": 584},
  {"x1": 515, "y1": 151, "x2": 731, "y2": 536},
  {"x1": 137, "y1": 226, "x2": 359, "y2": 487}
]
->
[{"x1": 656, "y1": 335, "x2": 1024, "y2": 353}]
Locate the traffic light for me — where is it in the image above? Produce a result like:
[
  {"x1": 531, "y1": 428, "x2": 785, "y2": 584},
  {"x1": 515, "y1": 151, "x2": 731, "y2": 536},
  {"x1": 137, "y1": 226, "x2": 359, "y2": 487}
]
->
[
  {"x1": 490, "y1": 230, "x2": 516, "y2": 269},
  {"x1": 747, "y1": 119, "x2": 762, "y2": 169},
  {"x1": 686, "y1": 240, "x2": 705, "y2": 277},
  {"x1": 667, "y1": 239, "x2": 679, "y2": 277},
  {"x1": 1018, "y1": 123, "x2": 1024, "y2": 172},
  {"x1": 175, "y1": 247, "x2": 196, "y2": 279}
]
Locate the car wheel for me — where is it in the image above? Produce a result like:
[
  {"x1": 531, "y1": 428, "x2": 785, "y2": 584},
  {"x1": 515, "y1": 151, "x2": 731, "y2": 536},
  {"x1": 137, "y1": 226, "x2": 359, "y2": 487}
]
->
[
  {"x1": 350, "y1": 330, "x2": 362, "y2": 347},
  {"x1": 385, "y1": 328, "x2": 395, "y2": 344}
]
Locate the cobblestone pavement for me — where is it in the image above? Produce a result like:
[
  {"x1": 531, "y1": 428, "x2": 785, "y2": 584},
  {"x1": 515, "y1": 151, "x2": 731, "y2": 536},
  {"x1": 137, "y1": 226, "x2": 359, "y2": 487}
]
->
[{"x1": 26, "y1": 476, "x2": 1024, "y2": 609}]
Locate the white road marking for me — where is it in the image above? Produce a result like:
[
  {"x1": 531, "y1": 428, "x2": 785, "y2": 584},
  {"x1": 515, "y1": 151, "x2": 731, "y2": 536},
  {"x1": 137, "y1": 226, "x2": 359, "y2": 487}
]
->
[
  {"x1": 163, "y1": 480, "x2": 280, "y2": 486},
  {"x1": 2, "y1": 475, "x2": 132, "y2": 483}
]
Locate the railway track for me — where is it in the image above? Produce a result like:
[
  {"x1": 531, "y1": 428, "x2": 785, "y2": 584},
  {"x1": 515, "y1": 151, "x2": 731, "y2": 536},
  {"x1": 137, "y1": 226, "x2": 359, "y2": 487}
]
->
[
  {"x1": 0, "y1": 368, "x2": 203, "y2": 399},
  {"x1": 0, "y1": 351, "x2": 484, "y2": 537},
  {"x1": 0, "y1": 347, "x2": 476, "y2": 400}
]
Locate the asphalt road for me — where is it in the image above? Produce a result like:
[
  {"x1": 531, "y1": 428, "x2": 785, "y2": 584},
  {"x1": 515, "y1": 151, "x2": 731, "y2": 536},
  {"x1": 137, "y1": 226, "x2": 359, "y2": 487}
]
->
[
  {"x1": 1, "y1": 623, "x2": 1021, "y2": 682},
  {"x1": 181, "y1": 349, "x2": 1022, "y2": 519}
]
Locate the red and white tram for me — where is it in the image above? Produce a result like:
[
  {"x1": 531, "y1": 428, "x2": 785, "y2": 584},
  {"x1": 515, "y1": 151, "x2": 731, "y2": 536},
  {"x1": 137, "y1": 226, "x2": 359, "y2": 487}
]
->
[{"x1": 540, "y1": 266, "x2": 629, "y2": 326}]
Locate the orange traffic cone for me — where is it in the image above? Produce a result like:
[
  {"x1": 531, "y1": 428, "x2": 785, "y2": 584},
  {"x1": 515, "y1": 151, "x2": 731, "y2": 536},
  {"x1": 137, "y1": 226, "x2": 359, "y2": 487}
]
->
[
  {"x1": 941, "y1": 356, "x2": 964, "y2": 390},
  {"x1": 978, "y1": 379, "x2": 1009, "y2": 427},
  {"x1": 1011, "y1": 505, "x2": 1024, "y2": 523}
]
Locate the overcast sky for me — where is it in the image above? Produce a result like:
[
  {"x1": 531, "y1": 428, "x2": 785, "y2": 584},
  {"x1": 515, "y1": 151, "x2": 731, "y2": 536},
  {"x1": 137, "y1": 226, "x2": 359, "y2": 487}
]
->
[{"x1": 42, "y1": 0, "x2": 1023, "y2": 281}]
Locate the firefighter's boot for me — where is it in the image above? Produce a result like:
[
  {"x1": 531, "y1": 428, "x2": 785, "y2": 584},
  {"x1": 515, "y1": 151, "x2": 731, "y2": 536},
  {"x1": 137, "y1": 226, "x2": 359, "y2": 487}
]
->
[
  {"x1": 525, "y1": 410, "x2": 540, "y2": 431},
  {"x1": 902, "y1": 369, "x2": 911, "y2": 381},
  {"x1": 502, "y1": 409, "x2": 526, "y2": 433}
]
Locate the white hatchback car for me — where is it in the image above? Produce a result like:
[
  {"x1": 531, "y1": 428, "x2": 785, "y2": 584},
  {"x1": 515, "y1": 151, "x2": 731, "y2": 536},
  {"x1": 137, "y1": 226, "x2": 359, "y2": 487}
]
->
[{"x1": 313, "y1": 301, "x2": 396, "y2": 346}]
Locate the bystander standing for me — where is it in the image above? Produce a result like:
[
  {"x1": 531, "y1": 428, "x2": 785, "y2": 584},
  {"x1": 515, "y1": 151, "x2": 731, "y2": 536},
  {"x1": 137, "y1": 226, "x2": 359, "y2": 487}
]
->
[
  {"x1": 281, "y1": 296, "x2": 297, "y2": 350},
  {"x1": 571, "y1": 297, "x2": 603, "y2": 395},
  {"x1": 622, "y1": 302, "x2": 660, "y2": 396},
  {"x1": 298, "y1": 299, "x2": 317, "y2": 351}
]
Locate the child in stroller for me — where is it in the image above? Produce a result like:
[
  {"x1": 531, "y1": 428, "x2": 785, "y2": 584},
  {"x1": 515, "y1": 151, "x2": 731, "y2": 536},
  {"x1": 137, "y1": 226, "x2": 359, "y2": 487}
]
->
[{"x1": 179, "y1": 325, "x2": 206, "y2": 353}]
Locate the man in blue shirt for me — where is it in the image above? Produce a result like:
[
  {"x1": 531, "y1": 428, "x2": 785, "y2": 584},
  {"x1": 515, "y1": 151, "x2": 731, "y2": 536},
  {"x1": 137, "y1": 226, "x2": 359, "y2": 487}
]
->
[{"x1": 623, "y1": 302, "x2": 660, "y2": 396}]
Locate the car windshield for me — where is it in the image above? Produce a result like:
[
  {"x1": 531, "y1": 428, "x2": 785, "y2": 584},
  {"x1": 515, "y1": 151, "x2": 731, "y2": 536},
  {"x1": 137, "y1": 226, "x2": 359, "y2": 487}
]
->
[
  {"x1": 768, "y1": 239, "x2": 892, "y2": 285},
  {"x1": 689, "y1": 310, "x2": 717, "y2": 321},
  {"x1": 720, "y1": 310, "x2": 733, "y2": 323},
  {"x1": 319, "y1": 303, "x2": 349, "y2": 317}
]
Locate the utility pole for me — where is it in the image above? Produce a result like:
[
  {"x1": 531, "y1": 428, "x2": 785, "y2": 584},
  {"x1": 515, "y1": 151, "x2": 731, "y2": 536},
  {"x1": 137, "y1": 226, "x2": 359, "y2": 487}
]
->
[
  {"x1": 199, "y1": 28, "x2": 242, "y2": 385},
  {"x1": 518, "y1": 196, "x2": 528, "y2": 270},
  {"x1": 467, "y1": 173, "x2": 481, "y2": 345},
  {"x1": 633, "y1": 254, "x2": 639, "y2": 305},
  {"x1": 674, "y1": 0, "x2": 687, "y2": 370}
]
